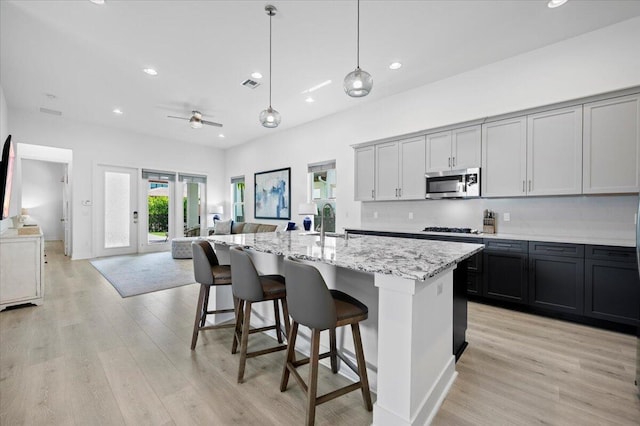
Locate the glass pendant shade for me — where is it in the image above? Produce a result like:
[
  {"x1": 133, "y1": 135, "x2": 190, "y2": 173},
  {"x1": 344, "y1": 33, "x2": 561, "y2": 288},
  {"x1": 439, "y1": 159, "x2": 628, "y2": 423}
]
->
[
  {"x1": 344, "y1": 67, "x2": 373, "y2": 97},
  {"x1": 259, "y1": 106, "x2": 281, "y2": 128}
]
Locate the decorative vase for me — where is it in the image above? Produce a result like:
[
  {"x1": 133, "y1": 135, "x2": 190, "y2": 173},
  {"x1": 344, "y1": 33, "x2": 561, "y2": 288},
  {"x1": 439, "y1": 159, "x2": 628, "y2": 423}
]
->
[
  {"x1": 303, "y1": 216, "x2": 312, "y2": 231},
  {"x1": 12, "y1": 215, "x2": 24, "y2": 228}
]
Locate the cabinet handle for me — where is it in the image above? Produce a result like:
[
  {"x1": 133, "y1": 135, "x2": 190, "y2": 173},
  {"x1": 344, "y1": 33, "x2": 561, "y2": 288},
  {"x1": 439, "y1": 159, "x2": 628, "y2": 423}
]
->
[
  {"x1": 448, "y1": 157, "x2": 451, "y2": 168},
  {"x1": 452, "y1": 157, "x2": 456, "y2": 167},
  {"x1": 528, "y1": 180, "x2": 532, "y2": 192},
  {"x1": 398, "y1": 188, "x2": 402, "y2": 197},
  {"x1": 523, "y1": 181, "x2": 525, "y2": 192},
  {"x1": 371, "y1": 189, "x2": 374, "y2": 199}
]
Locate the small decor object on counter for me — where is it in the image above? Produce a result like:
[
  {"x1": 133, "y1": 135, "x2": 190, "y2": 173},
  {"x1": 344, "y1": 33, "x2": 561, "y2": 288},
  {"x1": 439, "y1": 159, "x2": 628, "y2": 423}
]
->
[{"x1": 483, "y1": 209, "x2": 496, "y2": 234}]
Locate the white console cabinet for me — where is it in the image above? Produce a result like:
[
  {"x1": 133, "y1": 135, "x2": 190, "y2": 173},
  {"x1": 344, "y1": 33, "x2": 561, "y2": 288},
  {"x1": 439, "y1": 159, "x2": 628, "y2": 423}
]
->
[{"x1": 0, "y1": 227, "x2": 45, "y2": 310}]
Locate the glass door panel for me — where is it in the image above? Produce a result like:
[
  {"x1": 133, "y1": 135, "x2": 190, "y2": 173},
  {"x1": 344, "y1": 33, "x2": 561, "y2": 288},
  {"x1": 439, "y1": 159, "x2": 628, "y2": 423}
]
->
[
  {"x1": 147, "y1": 179, "x2": 169, "y2": 244},
  {"x1": 96, "y1": 165, "x2": 137, "y2": 257}
]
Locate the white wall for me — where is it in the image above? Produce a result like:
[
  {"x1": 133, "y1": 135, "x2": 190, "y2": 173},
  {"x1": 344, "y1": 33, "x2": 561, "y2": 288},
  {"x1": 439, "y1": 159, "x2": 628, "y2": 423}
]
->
[
  {"x1": 223, "y1": 17, "x2": 640, "y2": 239},
  {"x1": 8, "y1": 110, "x2": 226, "y2": 259},
  {"x1": 21, "y1": 159, "x2": 64, "y2": 241}
]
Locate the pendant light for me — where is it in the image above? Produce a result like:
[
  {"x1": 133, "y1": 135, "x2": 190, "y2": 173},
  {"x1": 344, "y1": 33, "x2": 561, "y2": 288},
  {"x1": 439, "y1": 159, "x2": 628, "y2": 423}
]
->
[
  {"x1": 259, "y1": 5, "x2": 281, "y2": 128},
  {"x1": 343, "y1": 0, "x2": 373, "y2": 97}
]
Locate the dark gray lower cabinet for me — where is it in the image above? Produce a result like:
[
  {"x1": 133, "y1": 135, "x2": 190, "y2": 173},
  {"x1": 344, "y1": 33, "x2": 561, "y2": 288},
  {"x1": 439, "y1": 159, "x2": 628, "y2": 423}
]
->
[
  {"x1": 528, "y1": 242, "x2": 584, "y2": 315},
  {"x1": 584, "y1": 245, "x2": 640, "y2": 326},
  {"x1": 483, "y1": 239, "x2": 528, "y2": 304}
]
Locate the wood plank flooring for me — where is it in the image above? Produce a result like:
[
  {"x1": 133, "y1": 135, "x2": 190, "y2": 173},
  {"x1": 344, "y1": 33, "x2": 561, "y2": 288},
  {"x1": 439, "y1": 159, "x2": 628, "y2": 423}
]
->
[{"x1": 1, "y1": 242, "x2": 638, "y2": 425}]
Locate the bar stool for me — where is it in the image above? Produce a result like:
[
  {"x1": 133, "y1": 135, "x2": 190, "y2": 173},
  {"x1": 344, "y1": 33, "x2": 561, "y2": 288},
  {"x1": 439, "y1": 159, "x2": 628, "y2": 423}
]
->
[
  {"x1": 281, "y1": 258, "x2": 373, "y2": 426},
  {"x1": 229, "y1": 246, "x2": 291, "y2": 383},
  {"x1": 190, "y1": 241, "x2": 235, "y2": 350}
]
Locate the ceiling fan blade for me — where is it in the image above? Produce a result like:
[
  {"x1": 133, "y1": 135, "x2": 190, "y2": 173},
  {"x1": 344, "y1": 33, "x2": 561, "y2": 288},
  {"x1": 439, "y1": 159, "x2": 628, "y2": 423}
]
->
[
  {"x1": 201, "y1": 119, "x2": 223, "y2": 127},
  {"x1": 167, "y1": 115, "x2": 189, "y2": 121}
]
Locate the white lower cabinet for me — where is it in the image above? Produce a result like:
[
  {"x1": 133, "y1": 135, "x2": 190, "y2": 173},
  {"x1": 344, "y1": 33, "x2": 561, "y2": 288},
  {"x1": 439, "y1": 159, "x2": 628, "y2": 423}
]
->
[
  {"x1": 583, "y1": 94, "x2": 640, "y2": 194},
  {"x1": 0, "y1": 228, "x2": 45, "y2": 310}
]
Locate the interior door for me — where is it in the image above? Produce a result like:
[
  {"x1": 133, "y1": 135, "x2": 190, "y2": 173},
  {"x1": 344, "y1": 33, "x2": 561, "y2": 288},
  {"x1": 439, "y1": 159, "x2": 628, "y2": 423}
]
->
[
  {"x1": 62, "y1": 164, "x2": 70, "y2": 256},
  {"x1": 96, "y1": 165, "x2": 138, "y2": 257}
]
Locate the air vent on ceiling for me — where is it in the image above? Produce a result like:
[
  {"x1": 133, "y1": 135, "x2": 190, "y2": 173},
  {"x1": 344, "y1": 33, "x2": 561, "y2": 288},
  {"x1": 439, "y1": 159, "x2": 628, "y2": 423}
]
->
[
  {"x1": 241, "y1": 79, "x2": 260, "y2": 89},
  {"x1": 39, "y1": 107, "x2": 62, "y2": 116}
]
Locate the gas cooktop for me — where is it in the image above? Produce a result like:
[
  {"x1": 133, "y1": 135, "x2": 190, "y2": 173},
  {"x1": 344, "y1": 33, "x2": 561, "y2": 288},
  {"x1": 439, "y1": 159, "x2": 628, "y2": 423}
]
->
[{"x1": 423, "y1": 227, "x2": 480, "y2": 234}]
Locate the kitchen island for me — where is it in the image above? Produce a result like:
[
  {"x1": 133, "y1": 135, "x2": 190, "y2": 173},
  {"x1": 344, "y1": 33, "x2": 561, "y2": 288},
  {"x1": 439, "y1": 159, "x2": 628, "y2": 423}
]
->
[{"x1": 208, "y1": 231, "x2": 483, "y2": 425}]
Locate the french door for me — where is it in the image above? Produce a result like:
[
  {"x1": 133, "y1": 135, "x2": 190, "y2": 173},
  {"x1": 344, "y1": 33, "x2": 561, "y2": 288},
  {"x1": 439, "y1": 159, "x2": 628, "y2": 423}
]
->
[{"x1": 95, "y1": 165, "x2": 138, "y2": 257}]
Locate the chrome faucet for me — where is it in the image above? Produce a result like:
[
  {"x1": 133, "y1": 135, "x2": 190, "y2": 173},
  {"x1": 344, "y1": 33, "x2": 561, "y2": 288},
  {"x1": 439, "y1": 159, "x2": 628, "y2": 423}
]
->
[{"x1": 320, "y1": 203, "x2": 334, "y2": 244}]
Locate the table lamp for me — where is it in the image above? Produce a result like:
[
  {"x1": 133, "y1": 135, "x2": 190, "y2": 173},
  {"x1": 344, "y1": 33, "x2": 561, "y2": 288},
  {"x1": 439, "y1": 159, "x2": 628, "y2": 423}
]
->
[
  {"x1": 208, "y1": 205, "x2": 223, "y2": 226},
  {"x1": 298, "y1": 202, "x2": 317, "y2": 231}
]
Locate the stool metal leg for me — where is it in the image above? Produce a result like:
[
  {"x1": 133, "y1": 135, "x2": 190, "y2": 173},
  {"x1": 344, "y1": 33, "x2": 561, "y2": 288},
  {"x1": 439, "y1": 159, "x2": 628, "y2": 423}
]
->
[
  {"x1": 351, "y1": 323, "x2": 373, "y2": 411},
  {"x1": 191, "y1": 284, "x2": 208, "y2": 350}
]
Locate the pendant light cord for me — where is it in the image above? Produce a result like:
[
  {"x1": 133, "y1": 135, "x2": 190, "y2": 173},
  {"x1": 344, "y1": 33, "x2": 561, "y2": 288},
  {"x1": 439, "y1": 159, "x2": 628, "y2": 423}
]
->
[
  {"x1": 356, "y1": 0, "x2": 360, "y2": 69},
  {"x1": 269, "y1": 10, "x2": 273, "y2": 107}
]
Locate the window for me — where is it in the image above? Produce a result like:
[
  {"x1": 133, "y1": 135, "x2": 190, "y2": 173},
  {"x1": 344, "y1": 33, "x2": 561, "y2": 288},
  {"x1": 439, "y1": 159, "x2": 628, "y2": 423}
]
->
[
  {"x1": 231, "y1": 176, "x2": 245, "y2": 223},
  {"x1": 308, "y1": 161, "x2": 336, "y2": 232}
]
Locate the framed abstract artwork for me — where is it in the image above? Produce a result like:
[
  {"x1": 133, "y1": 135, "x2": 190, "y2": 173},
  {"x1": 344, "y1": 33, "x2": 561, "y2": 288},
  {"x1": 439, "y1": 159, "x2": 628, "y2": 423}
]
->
[{"x1": 254, "y1": 167, "x2": 291, "y2": 220}]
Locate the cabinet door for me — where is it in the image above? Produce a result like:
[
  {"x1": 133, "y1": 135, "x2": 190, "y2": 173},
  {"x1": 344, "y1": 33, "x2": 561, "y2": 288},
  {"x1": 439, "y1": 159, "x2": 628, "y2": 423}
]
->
[
  {"x1": 0, "y1": 238, "x2": 41, "y2": 303},
  {"x1": 426, "y1": 131, "x2": 452, "y2": 172},
  {"x1": 529, "y1": 255, "x2": 584, "y2": 315},
  {"x1": 585, "y1": 258, "x2": 640, "y2": 326},
  {"x1": 483, "y1": 251, "x2": 528, "y2": 304},
  {"x1": 354, "y1": 146, "x2": 375, "y2": 201},
  {"x1": 583, "y1": 94, "x2": 640, "y2": 194},
  {"x1": 527, "y1": 106, "x2": 583, "y2": 196},
  {"x1": 481, "y1": 117, "x2": 527, "y2": 197},
  {"x1": 399, "y1": 136, "x2": 426, "y2": 200},
  {"x1": 375, "y1": 141, "x2": 400, "y2": 200},
  {"x1": 452, "y1": 125, "x2": 481, "y2": 170}
]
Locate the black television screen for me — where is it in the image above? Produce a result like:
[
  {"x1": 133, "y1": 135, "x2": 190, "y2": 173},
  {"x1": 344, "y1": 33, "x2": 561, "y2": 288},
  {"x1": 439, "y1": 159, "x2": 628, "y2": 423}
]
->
[{"x1": 0, "y1": 135, "x2": 15, "y2": 219}]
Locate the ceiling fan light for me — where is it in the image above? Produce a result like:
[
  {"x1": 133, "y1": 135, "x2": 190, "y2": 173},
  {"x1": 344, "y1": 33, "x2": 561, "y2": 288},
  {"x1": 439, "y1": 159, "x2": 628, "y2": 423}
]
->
[
  {"x1": 260, "y1": 106, "x2": 281, "y2": 128},
  {"x1": 189, "y1": 116, "x2": 203, "y2": 129},
  {"x1": 344, "y1": 67, "x2": 373, "y2": 97}
]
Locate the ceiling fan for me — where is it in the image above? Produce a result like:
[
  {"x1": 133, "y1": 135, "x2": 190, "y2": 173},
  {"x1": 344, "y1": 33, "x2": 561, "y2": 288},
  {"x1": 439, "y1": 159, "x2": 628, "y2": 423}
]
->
[{"x1": 167, "y1": 110, "x2": 222, "y2": 129}]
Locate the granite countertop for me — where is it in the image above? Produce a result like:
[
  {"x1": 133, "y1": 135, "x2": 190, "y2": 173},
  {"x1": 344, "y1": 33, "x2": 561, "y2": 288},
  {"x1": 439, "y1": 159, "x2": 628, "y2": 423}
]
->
[
  {"x1": 208, "y1": 231, "x2": 483, "y2": 281},
  {"x1": 344, "y1": 227, "x2": 635, "y2": 248}
]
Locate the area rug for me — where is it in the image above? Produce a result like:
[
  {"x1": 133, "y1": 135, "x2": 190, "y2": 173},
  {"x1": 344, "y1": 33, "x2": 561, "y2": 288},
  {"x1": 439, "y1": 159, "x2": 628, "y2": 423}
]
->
[{"x1": 90, "y1": 251, "x2": 195, "y2": 297}]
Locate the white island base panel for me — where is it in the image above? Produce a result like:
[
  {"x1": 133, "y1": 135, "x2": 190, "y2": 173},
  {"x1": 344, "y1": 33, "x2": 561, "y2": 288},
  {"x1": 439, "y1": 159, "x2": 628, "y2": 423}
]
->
[{"x1": 373, "y1": 269, "x2": 456, "y2": 426}]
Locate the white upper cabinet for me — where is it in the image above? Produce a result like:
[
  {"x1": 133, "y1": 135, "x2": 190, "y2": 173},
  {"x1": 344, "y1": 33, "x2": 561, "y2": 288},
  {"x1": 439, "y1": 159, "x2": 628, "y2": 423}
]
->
[
  {"x1": 354, "y1": 146, "x2": 375, "y2": 201},
  {"x1": 583, "y1": 94, "x2": 640, "y2": 194},
  {"x1": 426, "y1": 126, "x2": 481, "y2": 172},
  {"x1": 399, "y1": 136, "x2": 427, "y2": 199},
  {"x1": 374, "y1": 136, "x2": 426, "y2": 201},
  {"x1": 375, "y1": 141, "x2": 400, "y2": 201},
  {"x1": 482, "y1": 117, "x2": 527, "y2": 197},
  {"x1": 527, "y1": 106, "x2": 583, "y2": 196}
]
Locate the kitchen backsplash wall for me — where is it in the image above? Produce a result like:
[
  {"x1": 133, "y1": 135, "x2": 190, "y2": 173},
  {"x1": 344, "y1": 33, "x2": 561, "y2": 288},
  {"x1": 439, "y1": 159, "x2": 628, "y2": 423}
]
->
[{"x1": 360, "y1": 195, "x2": 638, "y2": 241}]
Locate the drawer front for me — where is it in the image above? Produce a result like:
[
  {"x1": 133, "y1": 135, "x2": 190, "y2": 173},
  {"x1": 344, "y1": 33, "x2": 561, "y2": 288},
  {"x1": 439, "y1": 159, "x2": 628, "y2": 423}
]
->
[
  {"x1": 484, "y1": 239, "x2": 528, "y2": 253},
  {"x1": 585, "y1": 245, "x2": 636, "y2": 263},
  {"x1": 529, "y1": 241, "x2": 584, "y2": 258}
]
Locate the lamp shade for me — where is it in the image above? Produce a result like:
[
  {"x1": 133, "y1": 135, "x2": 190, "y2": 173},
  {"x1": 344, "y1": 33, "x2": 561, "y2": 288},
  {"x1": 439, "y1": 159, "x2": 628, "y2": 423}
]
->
[
  {"x1": 208, "y1": 205, "x2": 223, "y2": 215},
  {"x1": 297, "y1": 202, "x2": 317, "y2": 216}
]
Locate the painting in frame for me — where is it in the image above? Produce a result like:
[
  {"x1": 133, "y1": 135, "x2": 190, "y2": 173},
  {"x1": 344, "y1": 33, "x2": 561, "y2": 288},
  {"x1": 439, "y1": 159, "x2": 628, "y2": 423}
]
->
[{"x1": 254, "y1": 167, "x2": 291, "y2": 220}]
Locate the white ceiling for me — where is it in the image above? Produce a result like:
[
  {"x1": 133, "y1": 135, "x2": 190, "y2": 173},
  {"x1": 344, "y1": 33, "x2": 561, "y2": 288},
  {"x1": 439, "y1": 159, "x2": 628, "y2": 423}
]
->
[{"x1": 2, "y1": 0, "x2": 640, "y2": 149}]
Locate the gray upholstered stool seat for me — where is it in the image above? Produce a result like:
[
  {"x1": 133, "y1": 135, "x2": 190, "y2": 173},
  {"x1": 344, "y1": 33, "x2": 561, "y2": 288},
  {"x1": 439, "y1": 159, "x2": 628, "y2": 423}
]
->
[
  {"x1": 281, "y1": 258, "x2": 373, "y2": 426},
  {"x1": 229, "y1": 246, "x2": 291, "y2": 383},
  {"x1": 190, "y1": 241, "x2": 235, "y2": 350}
]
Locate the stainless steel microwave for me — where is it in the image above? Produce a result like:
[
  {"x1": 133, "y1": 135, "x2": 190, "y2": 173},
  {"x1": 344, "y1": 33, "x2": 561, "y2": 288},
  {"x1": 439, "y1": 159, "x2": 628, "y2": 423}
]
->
[{"x1": 425, "y1": 168, "x2": 480, "y2": 199}]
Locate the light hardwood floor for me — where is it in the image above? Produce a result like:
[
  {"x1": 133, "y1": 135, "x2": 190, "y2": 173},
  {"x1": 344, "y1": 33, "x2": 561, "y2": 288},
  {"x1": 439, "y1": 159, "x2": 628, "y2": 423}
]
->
[{"x1": 1, "y1": 242, "x2": 638, "y2": 425}]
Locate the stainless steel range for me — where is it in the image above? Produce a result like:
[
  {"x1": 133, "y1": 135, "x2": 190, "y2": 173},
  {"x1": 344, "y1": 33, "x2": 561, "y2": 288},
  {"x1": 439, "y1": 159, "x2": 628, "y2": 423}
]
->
[{"x1": 423, "y1": 227, "x2": 480, "y2": 235}]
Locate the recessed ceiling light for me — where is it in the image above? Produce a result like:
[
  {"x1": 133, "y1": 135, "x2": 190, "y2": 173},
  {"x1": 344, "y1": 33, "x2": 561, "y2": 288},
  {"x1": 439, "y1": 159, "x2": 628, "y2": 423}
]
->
[
  {"x1": 112, "y1": 108, "x2": 123, "y2": 115},
  {"x1": 143, "y1": 68, "x2": 158, "y2": 76},
  {"x1": 251, "y1": 72, "x2": 263, "y2": 79},
  {"x1": 89, "y1": 0, "x2": 105, "y2": 5},
  {"x1": 218, "y1": 133, "x2": 225, "y2": 138},
  {"x1": 305, "y1": 97, "x2": 315, "y2": 103},
  {"x1": 547, "y1": 0, "x2": 568, "y2": 8},
  {"x1": 389, "y1": 62, "x2": 402, "y2": 70}
]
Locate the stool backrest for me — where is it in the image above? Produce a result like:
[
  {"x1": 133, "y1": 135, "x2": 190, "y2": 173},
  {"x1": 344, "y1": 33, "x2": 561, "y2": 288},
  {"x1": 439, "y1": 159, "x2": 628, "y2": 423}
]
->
[
  {"x1": 229, "y1": 246, "x2": 264, "y2": 302},
  {"x1": 192, "y1": 241, "x2": 220, "y2": 285},
  {"x1": 284, "y1": 258, "x2": 336, "y2": 330}
]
